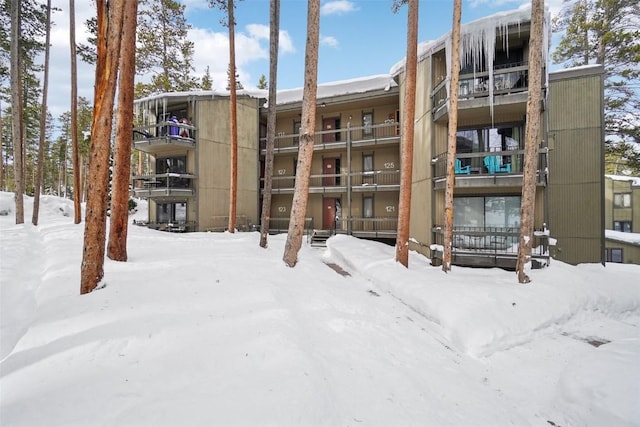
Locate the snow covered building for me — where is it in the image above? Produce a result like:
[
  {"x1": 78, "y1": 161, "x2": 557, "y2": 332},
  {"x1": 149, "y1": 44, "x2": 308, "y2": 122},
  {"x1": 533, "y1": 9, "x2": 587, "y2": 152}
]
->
[
  {"x1": 130, "y1": 6, "x2": 605, "y2": 267},
  {"x1": 391, "y1": 6, "x2": 604, "y2": 268},
  {"x1": 603, "y1": 175, "x2": 640, "y2": 264}
]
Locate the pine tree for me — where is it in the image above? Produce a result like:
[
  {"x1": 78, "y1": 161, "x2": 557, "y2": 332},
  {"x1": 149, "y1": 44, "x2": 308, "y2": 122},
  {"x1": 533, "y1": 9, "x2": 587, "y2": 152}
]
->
[
  {"x1": 282, "y1": 0, "x2": 319, "y2": 267},
  {"x1": 201, "y1": 65, "x2": 213, "y2": 90},
  {"x1": 442, "y1": 0, "x2": 462, "y2": 272},
  {"x1": 226, "y1": 64, "x2": 244, "y2": 91},
  {"x1": 257, "y1": 74, "x2": 267, "y2": 89},
  {"x1": 80, "y1": 0, "x2": 124, "y2": 294},
  {"x1": 393, "y1": 0, "x2": 418, "y2": 268},
  {"x1": 70, "y1": 0, "x2": 81, "y2": 223},
  {"x1": 553, "y1": 0, "x2": 640, "y2": 174},
  {"x1": 516, "y1": 0, "x2": 544, "y2": 284},
  {"x1": 259, "y1": 0, "x2": 279, "y2": 249},
  {"x1": 108, "y1": 0, "x2": 138, "y2": 262}
]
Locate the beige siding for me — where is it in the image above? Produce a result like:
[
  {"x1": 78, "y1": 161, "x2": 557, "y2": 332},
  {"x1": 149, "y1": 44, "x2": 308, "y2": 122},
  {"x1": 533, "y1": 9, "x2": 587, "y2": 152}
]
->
[{"x1": 547, "y1": 69, "x2": 604, "y2": 264}]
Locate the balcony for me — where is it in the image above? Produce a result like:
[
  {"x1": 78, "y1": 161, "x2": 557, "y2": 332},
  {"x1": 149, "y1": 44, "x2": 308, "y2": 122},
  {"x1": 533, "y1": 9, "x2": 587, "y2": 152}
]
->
[
  {"x1": 266, "y1": 216, "x2": 397, "y2": 239},
  {"x1": 264, "y1": 169, "x2": 400, "y2": 194},
  {"x1": 134, "y1": 220, "x2": 197, "y2": 233},
  {"x1": 132, "y1": 121, "x2": 196, "y2": 154},
  {"x1": 432, "y1": 63, "x2": 529, "y2": 122},
  {"x1": 431, "y1": 225, "x2": 550, "y2": 269},
  {"x1": 431, "y1": 149, "x2": 548, "y2": 190},
  {"x1": 260, "y1": 122, "x2": 400, "y2": 154},
  {"x1": 131, "y1": 172, "x2": 196, "y2": 198}
]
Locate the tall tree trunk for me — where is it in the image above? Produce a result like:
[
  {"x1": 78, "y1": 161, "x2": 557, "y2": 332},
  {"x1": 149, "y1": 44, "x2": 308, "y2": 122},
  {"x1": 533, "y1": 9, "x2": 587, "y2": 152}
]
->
[
  {"x1": 227, "y1": 0, "x2": 238, "y2": 233},
  {"x1": 259, "y1": 0, "x2": 280, "y2": 248},
  {"x1": 32, "y1": 0, "x2": 52, "y2": 226},
  {"x1": 516, "y1": 0, "x2": 544, "y2": 284},
  {"x1": 70, "y1": 0, "x2": 81, "y2": 224},
  {"x1": 108, "y1": 0, "x2": 138, "y2": 262},
  {"x1": 10, "y1": 0, "x2": 24, "y2": 224},
  {"x1": 282, "y1": 0, "x2": 319, "y2": 267},
  {"x1": 395, "y1": 0, "x2": 418, "y2": 267},
  {"x1": 442, "y1": 0, "x2": 463, "y2": 272},
  {"x1": 80, "y1": 0, "x2": 124, "y2": 294}
]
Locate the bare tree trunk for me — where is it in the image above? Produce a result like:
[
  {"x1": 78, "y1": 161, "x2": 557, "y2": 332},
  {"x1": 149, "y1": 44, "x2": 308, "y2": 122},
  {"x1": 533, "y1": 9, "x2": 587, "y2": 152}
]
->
[
  {"x1": 282, "y1": 0, "x2": 319, "y2": 267},
  {"x1": 70, "y1": 0, "x2": 81, "y2": 224},
  {"x1": 80, "y1": 0, "x2": 124, "y2": 294},
  {"x1": 227, "y1": 0, "x2": 238, "y2": 233},
  {"x1": 108, "y1": 0, "x2": 138, "y2": 262},
  {"x1": 395, "y1": 0, "x2": 418, "y2": 267},
  {"x1": 442, "y1": 0, "x2": 462, "y2": 272},
  {"x1": 516, "y1": 0, "x2": 544, "y2": 284},
  {"x1": 10, "y1": 0, "x2": 24, "y2": 224},
  {"x1": 32, "y1": 0, "x2": 52, "y2": 226},
  {"x1": 259, "y1": 0, "x2": 280, "y2": 248}
]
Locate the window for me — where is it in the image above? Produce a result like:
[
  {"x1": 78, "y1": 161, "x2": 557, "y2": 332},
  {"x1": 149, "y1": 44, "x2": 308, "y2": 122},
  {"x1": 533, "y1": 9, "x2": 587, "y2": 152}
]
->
[
  {"x1": 157, "y1": 202, "x2": 187, "y2": 223},
  {"x1": 293, "y1": 120, "x2": 301, "y2": 145},
  {"x1": 614, "y1": 193, "x2": 631, "y2": 208},
  {"x1": 454, "y1": 196, "x2": 521, "y2": 229},
  {"x1": 363, "y1": 112, "x2": 373, "y2": 135},
  {"x1": 457, "y1": 125, "x2": 523, "y2": 154},
  {"x1": 363, "y1": 154, "x2": 374, "y2": 173},
  {"x1": 363, "y1": 196, "x2": 374, "y2": 218},
  {"x1": 613, "y1": 221, "x2": 632, "y2": 233},
  {"x1": 605, "y1": 248, "x2": 623, "y2": 263}
]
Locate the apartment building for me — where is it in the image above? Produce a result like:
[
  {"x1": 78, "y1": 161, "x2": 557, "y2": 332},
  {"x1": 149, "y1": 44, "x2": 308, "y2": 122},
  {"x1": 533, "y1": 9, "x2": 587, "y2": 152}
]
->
[
  {"x1": 603, "y1": 175, "x2": 640, "y2": 264},
  {"x1": 131, "y1": 6, "x2": 604, "y2": 268}
]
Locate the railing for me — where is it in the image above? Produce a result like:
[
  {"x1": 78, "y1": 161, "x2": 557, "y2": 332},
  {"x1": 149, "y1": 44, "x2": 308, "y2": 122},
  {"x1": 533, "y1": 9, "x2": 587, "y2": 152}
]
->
[
  {"x1": 205, "y1": 215, "x2": 254, "y2": 232},
  {"x1": 136, "y1": 220, "x2": 197, "y2": 233},
  {"x1": 265, "y1": 217, "x2": 314, "y2": 235},
  {"x1": 432, "y1": 149, "x2": 548, "y2": 184},
  {"x1": 347, "y1": 217, "x2": 398, "y2": 235},
  {"x1": 260, "y1": 122, "x2": 400, "y2": 151},
  {"x1": 431, "y1": 225, "x2": 550, "y2": 267},
  {"x1": 131, "y1": 172, "x2": 196, "y2": 197},
  {"x1": 266, "y1": 169, "x2": 401, "y2": 192},
  {"x1": 432, "y1": 63, "x2": 529, "y2": 111},
  {"x1": 132, "y1": 121, "x2": 196, "y2": 150}
]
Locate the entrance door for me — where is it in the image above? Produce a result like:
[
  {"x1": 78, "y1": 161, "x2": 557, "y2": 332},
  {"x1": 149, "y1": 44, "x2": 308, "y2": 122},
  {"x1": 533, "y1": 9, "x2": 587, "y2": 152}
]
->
[
  {"x1": 323, "y1": 198, "x2": 337, "y2": 230},
  {"x1": 322, "y1": 118, "x2": 340, "y2": 142},
  {"x1": 323, "y1": 158, "x2": 336, "y2": 186}
]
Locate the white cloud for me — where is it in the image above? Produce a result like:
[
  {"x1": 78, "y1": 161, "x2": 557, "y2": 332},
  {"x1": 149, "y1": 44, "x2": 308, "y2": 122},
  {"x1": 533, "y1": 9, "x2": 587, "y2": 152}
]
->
[
  {"x1": 320, "y1": 35, "x2": 339, "y2": 48},
  {"x1": 320, "y1": 0, "x2": 358, "y2": 16}
]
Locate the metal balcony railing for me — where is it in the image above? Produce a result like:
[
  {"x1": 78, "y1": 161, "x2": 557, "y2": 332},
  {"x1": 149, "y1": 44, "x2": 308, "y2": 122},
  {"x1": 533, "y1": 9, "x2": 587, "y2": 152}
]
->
[
  {"x1": 265, "y1": 169, "x2": 401, "y2": 192},
  {"x1": 432, "y1": 149, "x2": 548, "y2": 185},
  {"x1": 432, "y1": 63, "x2": 529, "y2": 111},
  {"x1": 132, "y1": 121, "x2": 196, "y2": 151},
  {"x1": 131, "y1": 172, "x2": 196, "y2": 197},
  {"x1": 260, "y1": 122, "x2": 400, "y2": 152},
  {"x1": 431, "y1": 225, "x2": 550, "y2": 267}
]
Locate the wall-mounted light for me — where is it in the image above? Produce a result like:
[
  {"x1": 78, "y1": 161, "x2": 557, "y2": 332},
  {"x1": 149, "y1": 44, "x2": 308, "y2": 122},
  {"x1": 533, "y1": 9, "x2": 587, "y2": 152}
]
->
[{"x1": 320, "y1": 102, "x2": 326, "y2": 108}]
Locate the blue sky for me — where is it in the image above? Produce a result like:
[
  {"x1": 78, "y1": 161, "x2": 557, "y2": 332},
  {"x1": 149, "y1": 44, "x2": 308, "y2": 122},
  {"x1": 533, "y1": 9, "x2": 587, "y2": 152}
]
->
[
  {"x1": 44, "y1": 0, "x2": 563, "y2": 121},
  {"x1": 181, "y1": 0, "x2": 562, "y2": 91}
]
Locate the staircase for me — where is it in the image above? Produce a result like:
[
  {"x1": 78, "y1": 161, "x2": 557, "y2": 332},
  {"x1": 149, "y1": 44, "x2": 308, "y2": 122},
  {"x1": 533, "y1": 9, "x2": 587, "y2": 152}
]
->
[{"x1": 309, "y1": 230, "x2": 332, "y2": 247}]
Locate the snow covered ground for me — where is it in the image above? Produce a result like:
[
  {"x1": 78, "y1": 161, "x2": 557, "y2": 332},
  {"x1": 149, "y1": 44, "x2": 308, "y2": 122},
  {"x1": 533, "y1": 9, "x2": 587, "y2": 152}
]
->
[{"x1": 1, "y1": 192, "x2": 638, "y2": 426}]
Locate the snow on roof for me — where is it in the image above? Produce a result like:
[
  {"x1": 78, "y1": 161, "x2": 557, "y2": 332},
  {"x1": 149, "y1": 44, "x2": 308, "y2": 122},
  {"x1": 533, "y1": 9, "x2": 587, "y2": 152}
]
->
[
  {"x1": 134, "y1": 88, "x2": 267, "y2": 105},
  {"x1": 275, "y1": 74, "x2": 397, "y2": 106},
  {"x1": 605, "y1": 230, "x2": 640, "y2": 246},
  {"x1": 606, "y1": 174, "x2": 640, "y2": 186},
  {"x1": 390, "y1": 4, "x2": 534, "y2": 77}
]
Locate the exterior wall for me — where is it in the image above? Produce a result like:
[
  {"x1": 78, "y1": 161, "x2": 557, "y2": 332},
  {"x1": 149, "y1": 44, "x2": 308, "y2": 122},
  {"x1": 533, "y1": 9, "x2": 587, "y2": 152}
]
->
[
  {"x1": 604, "y1": 176, "x2": 640, "y2": 232},
  {"x1": 547, "y1": 66, "x2": 605, "y2": 264},
  {"x1": 605, "y1": 238, "x2": 640, "y2": 265},
  {"x1": 196, "y1": 96, "x2": 260, "y2": 231},
  {"x1": 408, "y1": 51, "x2": 435, "y2": 256}
]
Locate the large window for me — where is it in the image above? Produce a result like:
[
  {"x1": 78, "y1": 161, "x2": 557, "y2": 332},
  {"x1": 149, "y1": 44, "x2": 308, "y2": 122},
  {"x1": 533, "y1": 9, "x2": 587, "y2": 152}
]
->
[
  {"x1": 157, "y1": 202, "x2": 187, "y2": 224},
  {"x1": 363, "y1": 196, "x2": 374, "y2": 218},
  {"x1": 614, "y1": 193, "x2": 631, "y2": 208},
  {"x1": 454, "y1": 196, "x2": 521, "y2": 229},
  {"x1": 157, "y1": 156, "x2": 186, "y2": 174},
  {"x1": 363, "y1": 112, "x2": 373, "y2": 135},
  {"x1": 457, "y1": 125, "x2": 523, "y2": 154}
]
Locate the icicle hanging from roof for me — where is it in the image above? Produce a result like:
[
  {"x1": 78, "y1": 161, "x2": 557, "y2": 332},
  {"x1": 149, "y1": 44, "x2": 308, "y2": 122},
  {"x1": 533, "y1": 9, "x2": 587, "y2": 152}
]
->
[{"x1": 458, "y1": 5, "x2": 531, "y2": 123}]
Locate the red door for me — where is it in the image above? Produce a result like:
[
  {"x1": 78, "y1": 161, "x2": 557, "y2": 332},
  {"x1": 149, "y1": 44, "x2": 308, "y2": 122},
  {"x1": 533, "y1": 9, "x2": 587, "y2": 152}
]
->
[
  {"x1": 323, "y1": 158, "x2": 335, "y2": 186},
  {"x1": 323, "y1": 118, "x2": 336, "y2": 142},
  {"x1": 323, "y1": 198, "x2": 336, "y2": 230}
]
